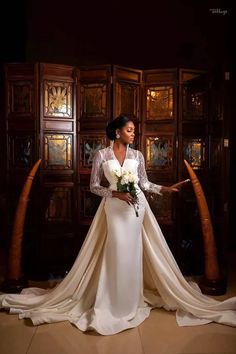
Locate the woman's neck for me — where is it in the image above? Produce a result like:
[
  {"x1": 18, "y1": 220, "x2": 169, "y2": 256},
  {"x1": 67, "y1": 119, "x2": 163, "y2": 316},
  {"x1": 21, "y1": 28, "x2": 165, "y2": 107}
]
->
[{"x1": 113, "y1": 141, "x2": 128, "y2": 151}]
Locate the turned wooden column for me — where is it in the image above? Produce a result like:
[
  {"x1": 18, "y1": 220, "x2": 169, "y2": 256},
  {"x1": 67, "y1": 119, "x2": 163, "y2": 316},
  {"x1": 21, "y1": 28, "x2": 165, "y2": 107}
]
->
[
  {"x1": 184, "y1": 159, "x2": 226, "y2": 295},
  {"x1": 1, "y1": 159, "x2": 41, "y2": 293}
]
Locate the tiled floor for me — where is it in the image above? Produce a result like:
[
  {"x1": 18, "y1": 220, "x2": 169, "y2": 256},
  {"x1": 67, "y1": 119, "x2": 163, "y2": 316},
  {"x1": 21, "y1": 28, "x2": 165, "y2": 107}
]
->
[{"x1": 0, "y1": 251, "x2": 236, "y2": 354}]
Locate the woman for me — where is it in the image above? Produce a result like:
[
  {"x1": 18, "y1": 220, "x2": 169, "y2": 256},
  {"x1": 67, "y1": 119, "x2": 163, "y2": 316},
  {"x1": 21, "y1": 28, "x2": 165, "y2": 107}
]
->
[{"x1": 0, "y1": 115, "x2": 236, "y2": 335}]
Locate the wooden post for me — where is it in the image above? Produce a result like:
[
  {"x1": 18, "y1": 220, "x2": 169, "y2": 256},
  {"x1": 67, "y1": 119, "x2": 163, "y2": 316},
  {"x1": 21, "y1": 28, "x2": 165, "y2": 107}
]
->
[
  {"x1": 184, "y1": 159, "x2": 226, "y2": 295},
  {"x1": 1, "y1": 159, "x2": 42, "y2": 293}
]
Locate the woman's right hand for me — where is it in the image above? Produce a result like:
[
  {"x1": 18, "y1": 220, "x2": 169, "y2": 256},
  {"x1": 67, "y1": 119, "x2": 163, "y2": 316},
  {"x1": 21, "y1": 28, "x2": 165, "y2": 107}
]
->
[{"x1": 112, "y1": 191, "x2": 135, "y2": 205}]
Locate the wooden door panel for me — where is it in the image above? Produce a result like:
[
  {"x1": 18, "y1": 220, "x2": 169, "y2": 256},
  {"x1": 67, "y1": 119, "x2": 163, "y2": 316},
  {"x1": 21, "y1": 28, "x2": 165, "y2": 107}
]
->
[{"x1": 113, "y1": 65, "x2": 142, "y2": 122}]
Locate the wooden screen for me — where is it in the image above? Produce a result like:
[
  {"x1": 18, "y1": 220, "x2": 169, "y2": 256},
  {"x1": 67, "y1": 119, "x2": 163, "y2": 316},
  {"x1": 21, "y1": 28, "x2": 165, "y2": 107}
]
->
[
  {"x1": 2, "y1": 63, "x2": 230, "y2": 278},
  {"x1": 38, "y1": 63, "x2": 77, "y2": 275},
  {"x1": 78, "y1": 66, "x2": 111, "y2": 225},
  {"x1": 4, "y1": 64, "x2": 40, "y2": 274},
  {"x1": 113, "y1": 65, "x2": 142, "y2": 149}
]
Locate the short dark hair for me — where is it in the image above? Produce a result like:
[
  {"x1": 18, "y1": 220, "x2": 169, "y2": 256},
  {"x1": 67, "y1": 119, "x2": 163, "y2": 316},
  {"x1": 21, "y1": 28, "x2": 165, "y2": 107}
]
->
[{"x1": 106, "y1": 115, "x2": 132, "y2": 140}]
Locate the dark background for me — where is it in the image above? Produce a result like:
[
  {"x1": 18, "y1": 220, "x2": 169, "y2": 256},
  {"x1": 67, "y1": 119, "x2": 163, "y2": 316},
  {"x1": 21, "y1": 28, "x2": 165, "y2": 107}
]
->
[
  {"x1": 1, "y1": 0, "x2": 233, "y2": 70},
  {"x1": 1, "y1": 0, "x2": 235, "y2": 239}
]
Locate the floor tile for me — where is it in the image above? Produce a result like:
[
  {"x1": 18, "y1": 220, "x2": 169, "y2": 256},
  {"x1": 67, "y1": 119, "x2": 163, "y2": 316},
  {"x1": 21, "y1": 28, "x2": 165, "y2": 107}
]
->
[
  {"x1": 27, "y1": 321, "x2": 144, "y2": 354},
  {"x1": 138, "y1": 308, "x2": 236, "y2": 354},
  {"x1": 0, "y1": 311, "x2": 37, "y2": 354}
]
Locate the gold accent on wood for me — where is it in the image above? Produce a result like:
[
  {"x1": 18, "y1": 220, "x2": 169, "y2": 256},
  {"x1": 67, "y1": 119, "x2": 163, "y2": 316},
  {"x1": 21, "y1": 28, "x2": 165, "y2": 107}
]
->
[
  {"x1": 44, "y1": 134, "x2": 72, "y2": 169},
  {"x1": 146, "y1": 86, "x2": 173, "y2": 120},
  {"x1": 44, "y1": 81, "x2": 72, "y2": 117}
]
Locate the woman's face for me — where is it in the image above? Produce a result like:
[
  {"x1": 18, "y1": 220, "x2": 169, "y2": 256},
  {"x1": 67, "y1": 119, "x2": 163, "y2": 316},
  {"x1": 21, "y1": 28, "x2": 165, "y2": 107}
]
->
[{"x1": 116, "y1": 121, "x2": 135, "y2": 145}]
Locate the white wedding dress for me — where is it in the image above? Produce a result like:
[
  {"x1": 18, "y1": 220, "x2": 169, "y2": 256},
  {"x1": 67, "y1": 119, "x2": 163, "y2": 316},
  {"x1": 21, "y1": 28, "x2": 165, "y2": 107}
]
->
[{"x1": 0, "y1": 145, "x2": 236, "y2": 335}]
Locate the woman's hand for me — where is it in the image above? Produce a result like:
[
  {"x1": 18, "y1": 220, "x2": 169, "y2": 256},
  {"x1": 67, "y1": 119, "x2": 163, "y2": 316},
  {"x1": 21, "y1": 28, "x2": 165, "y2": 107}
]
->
[
  {"x1": 160, "y1": 186, "x2": 179, "y2": 193},
  {"x1": 160, "y1": 179, "x2": 190, "y2": 194},
  {"x1": 112, "y1": 191, "x2": 135, "y2": 205}
]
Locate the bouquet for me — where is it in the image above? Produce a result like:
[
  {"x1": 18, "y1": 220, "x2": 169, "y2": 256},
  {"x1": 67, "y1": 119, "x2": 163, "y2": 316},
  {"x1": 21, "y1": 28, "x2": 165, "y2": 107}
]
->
[{"x1": 112, "y1": 169, "x2": 140, "y2": 217}]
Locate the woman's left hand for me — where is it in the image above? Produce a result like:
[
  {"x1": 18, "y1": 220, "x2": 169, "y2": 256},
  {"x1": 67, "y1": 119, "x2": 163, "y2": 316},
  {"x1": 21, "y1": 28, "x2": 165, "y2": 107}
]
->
[{"x1": 160, "y1": 179, "x2": 190, "y2": 193}]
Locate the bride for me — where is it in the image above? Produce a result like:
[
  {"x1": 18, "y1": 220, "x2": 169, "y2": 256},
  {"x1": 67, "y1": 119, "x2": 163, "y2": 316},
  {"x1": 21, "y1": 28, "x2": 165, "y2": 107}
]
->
[{"x1": 0, "y1": 115, "x2": 236, "y2": 335}]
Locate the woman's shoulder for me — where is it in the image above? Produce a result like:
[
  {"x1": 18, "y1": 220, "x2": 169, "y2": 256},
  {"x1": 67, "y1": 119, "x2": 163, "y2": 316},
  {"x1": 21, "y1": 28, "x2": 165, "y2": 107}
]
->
[
  {"x1": 128, "y1": 146, "x2": 143, "y2": 159},
  {"x1": 100, "y1": 146, "x2": 112, "y2": 154},
  {"x1": 129, "y1": 146, "x2": 142, "y2": 153},
  {"x1": 96, "y1": 146, "x2": 110, "y2": 154},
  {"x1": 94, "y1": 146, "x2": 112, "y2": 159}
]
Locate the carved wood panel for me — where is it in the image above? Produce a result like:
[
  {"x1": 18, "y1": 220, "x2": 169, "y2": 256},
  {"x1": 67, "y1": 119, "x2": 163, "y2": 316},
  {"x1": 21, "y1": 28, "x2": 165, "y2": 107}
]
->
[
  {"x1": 8, "y1": 134, "x2": 35, "y2": 168},
  {"x1": 44, "y1": 81, "x2": 73, "y2": 118},
  {"x1": 113, "y1": 66, "x2": 142, "y2": 123},
  {"x1": 78, "y1": 187, "x2": 101, "y2": 223},
  {"x1": 146, "y1": 85, "x2": 174, "y2": 120},
  {"x1": 9, "y1": 81, "x2": 33, "y2": 115},
  {"x1": 38, "y1": 63, "x2": 77, "y2": 275},
  {"x1": 145, "y1": 134, "x2": 174, "y2": 171},
  {"x1": 44, "y1": 134, "x2": 73, "y2": 169},
  {"x1": 80, "y1": 83, "x2": 107, "y2": 118},
  {"x1": 79, "y1": 66, "x2": 111, "y2": 130},
  {"x1": 79, "y1": 134, "x2": 107, "y2": 171},
  {"x1": 43, "y1": 186, "x2": 73, "y2": 223}
]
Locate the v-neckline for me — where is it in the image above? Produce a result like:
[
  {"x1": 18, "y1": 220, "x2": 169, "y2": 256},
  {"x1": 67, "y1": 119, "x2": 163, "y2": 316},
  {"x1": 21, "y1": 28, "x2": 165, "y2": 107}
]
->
[{"x1": 111, "y1": 144, "x2": 128, "y2": 168}]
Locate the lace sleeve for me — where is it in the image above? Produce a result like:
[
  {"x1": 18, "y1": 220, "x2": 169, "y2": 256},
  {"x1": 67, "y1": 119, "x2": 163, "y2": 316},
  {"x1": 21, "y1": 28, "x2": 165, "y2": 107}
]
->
[
  {"x1": 137, "y1": 151, "x2": 163, "y2": 195},
  {"x1": 90, "y1": 150, "x2": 113, "y2": 198}
]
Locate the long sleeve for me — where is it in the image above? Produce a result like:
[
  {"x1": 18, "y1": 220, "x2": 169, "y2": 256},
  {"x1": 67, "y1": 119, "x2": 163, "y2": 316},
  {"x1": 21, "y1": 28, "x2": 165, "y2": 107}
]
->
[
  {"x1": 137, "y1": 151, "x2": 163, "y2": 195},
  {"x1": 90, "y1": 150, "x2": 113, "y2": 198}
]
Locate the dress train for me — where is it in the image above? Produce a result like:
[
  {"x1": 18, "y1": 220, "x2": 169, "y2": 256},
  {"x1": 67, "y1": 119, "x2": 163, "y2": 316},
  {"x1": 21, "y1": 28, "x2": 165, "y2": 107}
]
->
[{"x1": 1, "y1": 194, "x2": 236, "y2": 335}]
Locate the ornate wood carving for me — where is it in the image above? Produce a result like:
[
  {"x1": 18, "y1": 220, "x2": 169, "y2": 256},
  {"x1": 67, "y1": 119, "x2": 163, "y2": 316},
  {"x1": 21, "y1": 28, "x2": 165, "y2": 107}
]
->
[{"x1": 44, "y1": 81, "x2": 72, "y2": 118}]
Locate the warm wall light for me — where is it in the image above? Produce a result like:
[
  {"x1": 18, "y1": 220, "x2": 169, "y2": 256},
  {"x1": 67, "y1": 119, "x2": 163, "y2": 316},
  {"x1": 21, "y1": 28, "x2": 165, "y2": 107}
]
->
[{"x1": 223, "y1": 138, "x2": 229, "y2": 147}]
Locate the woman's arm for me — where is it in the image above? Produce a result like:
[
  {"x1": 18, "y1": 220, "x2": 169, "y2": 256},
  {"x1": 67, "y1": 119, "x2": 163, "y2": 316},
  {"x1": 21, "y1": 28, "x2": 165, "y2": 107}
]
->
[
  {"x1": 137, "y1": 151, "x2": 163, "y2": 195},
  {"x1": 90, "y1": 151, "x2": 113, "y2": 198},
  {"x1": 137, "y1": 151, "x2": 186, "y2": 194}
]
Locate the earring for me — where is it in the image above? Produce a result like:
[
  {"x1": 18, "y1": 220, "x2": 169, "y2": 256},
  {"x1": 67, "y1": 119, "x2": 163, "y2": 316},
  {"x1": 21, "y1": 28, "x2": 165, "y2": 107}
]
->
[{"x1": 116, "y1": 133, "x2": 120, "y2": 139}]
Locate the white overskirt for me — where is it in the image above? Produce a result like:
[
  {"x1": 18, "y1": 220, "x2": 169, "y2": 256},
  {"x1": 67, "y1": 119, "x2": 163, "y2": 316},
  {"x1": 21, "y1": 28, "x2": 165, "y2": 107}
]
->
[{"x1": 1, "y1": 192, "x2": 236, "y2": 335}]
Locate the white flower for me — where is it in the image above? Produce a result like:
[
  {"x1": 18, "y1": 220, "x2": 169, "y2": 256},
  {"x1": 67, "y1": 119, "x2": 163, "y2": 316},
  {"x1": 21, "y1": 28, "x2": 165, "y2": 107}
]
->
[
  {"x1": 121, "y1": 175, "x2": 130, "y2": 185},
  {"x1": 120, "y1": 170, "x2": 139, "y2": 184},
  {"x1": 112, "y1": 169, "x2": 121, "y2": 178},
  {"x1": 129, "y1": 174, "x2": 139, "y2": 184}
]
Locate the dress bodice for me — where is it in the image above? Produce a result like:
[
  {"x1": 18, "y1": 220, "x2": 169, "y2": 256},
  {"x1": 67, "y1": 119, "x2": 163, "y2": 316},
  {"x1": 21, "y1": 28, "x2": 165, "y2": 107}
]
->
[
  {"x1": 90, "y1": 146, "x2": 162, "y2": 198},
  {"x1": 102, "y1": 159, "x2": 139, "y2": 190}
]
